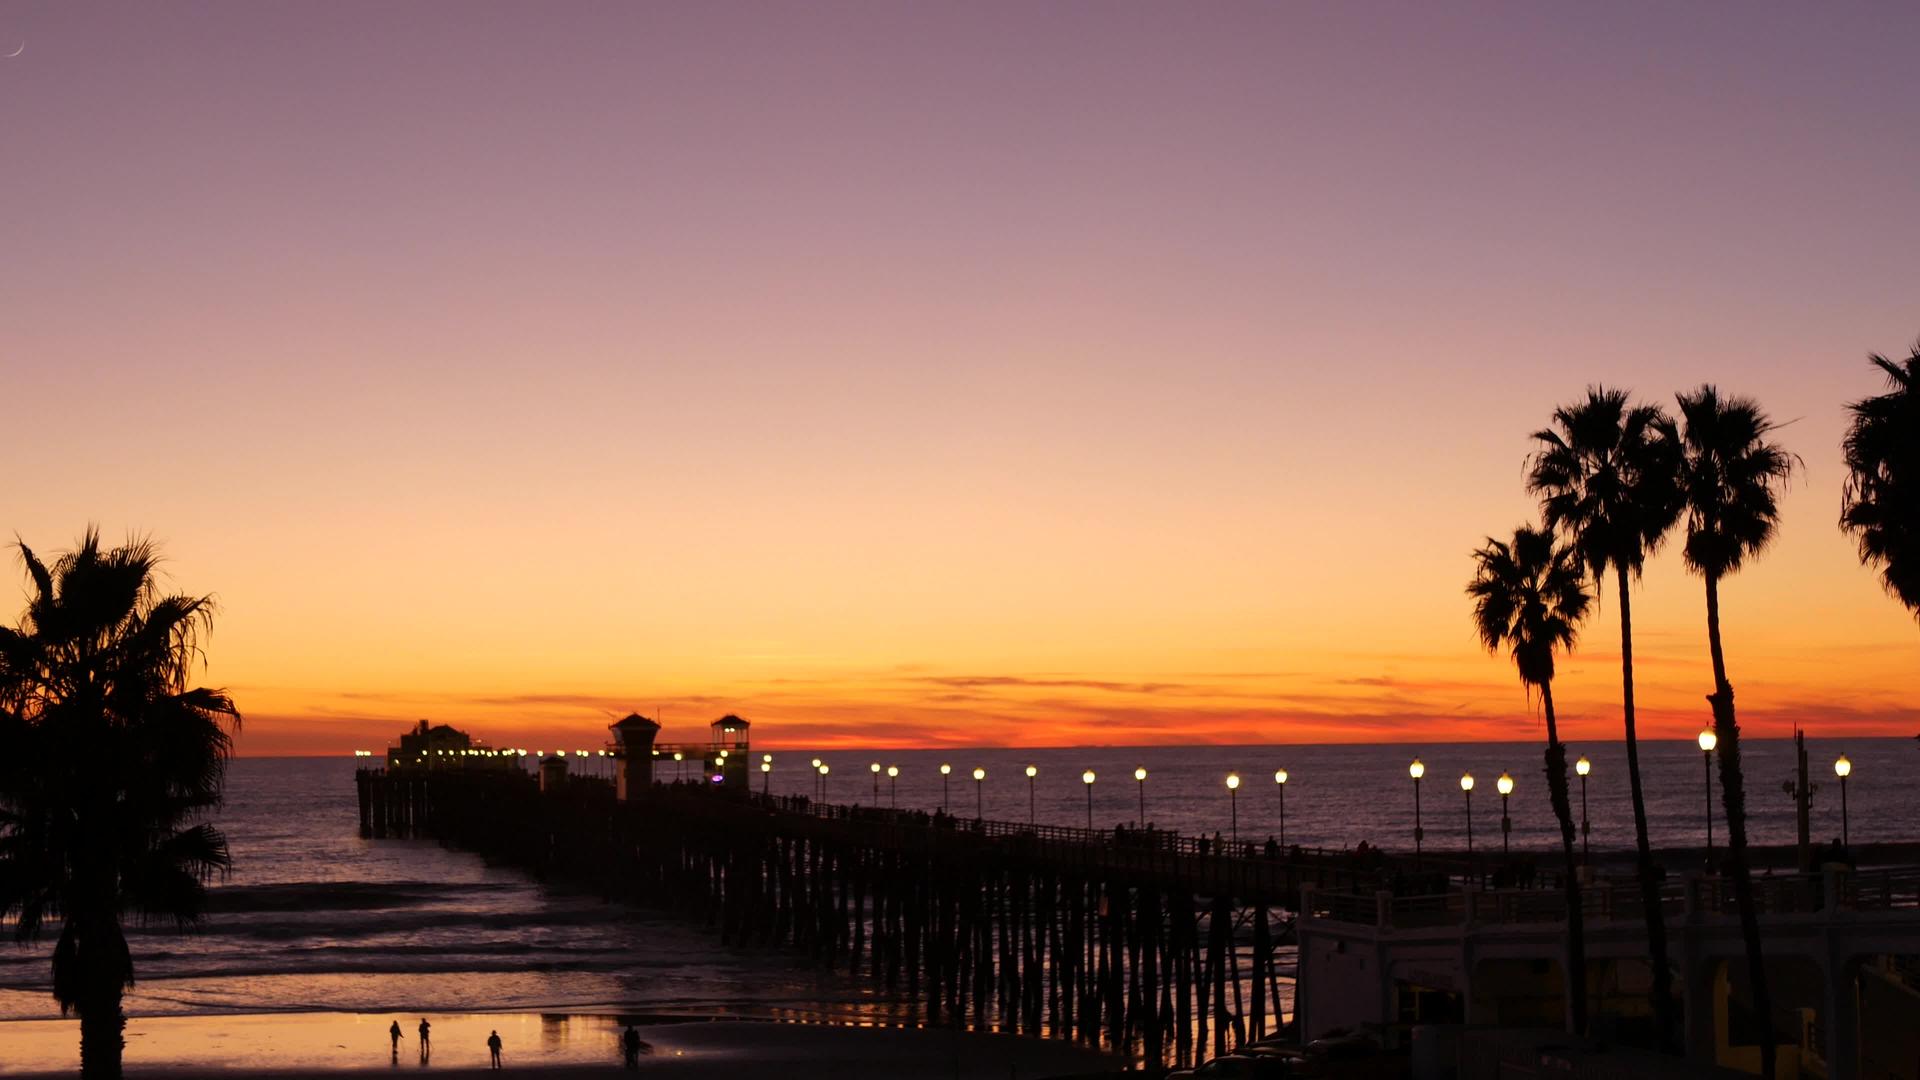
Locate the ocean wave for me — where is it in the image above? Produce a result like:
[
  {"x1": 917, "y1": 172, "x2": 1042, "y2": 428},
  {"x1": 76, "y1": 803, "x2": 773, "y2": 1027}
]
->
[{"x1": 203, "y1": 881, "x2": 525, "y2": 913}]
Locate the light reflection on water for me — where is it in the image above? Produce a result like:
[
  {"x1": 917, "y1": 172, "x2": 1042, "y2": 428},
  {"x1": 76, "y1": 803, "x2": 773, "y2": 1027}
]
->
[{"x1": 0, "y1": 1012, "x2": 1116, "y2": 1075}]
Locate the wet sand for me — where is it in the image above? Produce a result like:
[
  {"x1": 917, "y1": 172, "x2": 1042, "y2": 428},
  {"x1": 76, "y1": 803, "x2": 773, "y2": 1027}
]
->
[{"x1": 2, "y1": 1012, "x2": 1120, "y2": 1078}]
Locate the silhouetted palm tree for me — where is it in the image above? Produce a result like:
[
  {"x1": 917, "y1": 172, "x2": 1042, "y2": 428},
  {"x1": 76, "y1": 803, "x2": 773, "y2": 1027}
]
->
[
  {"x1": 1468, "y1": 524, "x2": 1592, "y2": 1034},
  {"x1": 0, "y1": 531, "x2": 241, "y2": 1079},
  {"x1": 1840, "y1": 341, "x2": 1920, "y2": 619},
  {"x1": 1677, "y1": 386, "x2": 1794, "y2": 1079},
  {"x1": 1528, "y1": 387, "x2": 1683, "y2": 1048}
]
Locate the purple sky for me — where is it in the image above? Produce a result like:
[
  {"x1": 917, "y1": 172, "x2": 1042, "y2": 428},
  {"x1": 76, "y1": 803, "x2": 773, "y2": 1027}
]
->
[{"x1": 2, "y1": 3, "x2": 1917, "y2": 752}]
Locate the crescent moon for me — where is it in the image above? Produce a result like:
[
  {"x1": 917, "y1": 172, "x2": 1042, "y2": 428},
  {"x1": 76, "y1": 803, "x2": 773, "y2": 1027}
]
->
[{"x1": 2, "y1": 43, "x2": 23, "y2": 59}]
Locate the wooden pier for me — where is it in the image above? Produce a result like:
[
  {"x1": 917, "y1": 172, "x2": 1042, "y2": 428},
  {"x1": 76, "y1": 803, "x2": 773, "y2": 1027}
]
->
[{"x1": 353, "y1": 765, "x2": 1404, "y2": 1068}]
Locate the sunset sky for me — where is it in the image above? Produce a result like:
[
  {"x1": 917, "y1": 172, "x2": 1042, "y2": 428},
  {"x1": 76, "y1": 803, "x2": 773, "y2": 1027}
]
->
[{"x1": 2, "y1": 3, "x2": 1916, "y2": 755}]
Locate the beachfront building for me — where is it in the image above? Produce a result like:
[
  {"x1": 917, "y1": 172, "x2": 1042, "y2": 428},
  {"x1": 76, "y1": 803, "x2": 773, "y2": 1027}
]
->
[{"x1": 1296, "y1": 868, "x2": 1920, "y2": 1079}]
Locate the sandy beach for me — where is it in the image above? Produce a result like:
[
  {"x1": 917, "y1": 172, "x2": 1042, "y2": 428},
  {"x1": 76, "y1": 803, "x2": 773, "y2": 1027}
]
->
[{"x1": 1, "y1": 1012, "x2": 1121, "y2": 1079}]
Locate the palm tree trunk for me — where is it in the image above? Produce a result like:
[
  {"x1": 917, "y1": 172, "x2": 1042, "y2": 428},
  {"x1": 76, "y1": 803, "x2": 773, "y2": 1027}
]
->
[
  {"x1": 68, "y1": 911, "x2": 129, "y2": 1080},
  {"x1": 78, "y1": 986, "x2": 126, "y2": 1080},
  {"x1": 1617, "y1": 567, "x2": 1677, "y2": 1049},
  {"x1": 1705, "y1": 573, "x2": 1776, "y2": 1079},
  {"x1": 1539, "y1": 680, "x2": 1588, "y2": 1035}
]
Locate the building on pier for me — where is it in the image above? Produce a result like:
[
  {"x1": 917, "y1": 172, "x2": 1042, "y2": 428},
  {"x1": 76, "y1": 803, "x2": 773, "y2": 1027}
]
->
[
  {"x1": 608, "y1": 712, "x2": 753, "y2": 798},
  {"x1": 385, "y1": 719, "x2": 511, "y2": 771},
  {"x1": 708, "y1": 714, "x2": 750, "y2": 792},
  {"x1": 609, "y1": 713, "x2": 660, "y2": 799}
]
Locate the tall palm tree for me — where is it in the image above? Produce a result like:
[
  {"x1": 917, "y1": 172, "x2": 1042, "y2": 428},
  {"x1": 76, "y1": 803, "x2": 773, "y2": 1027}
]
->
[
  {"x1": 1676, "y1": 386, "x2": 1794, "y2": 1080},
  {"x1": 1467, "y1": 524, "x2": 1592, "y2": 1034},
  {"x1": 1527, "y1": 387, "x2": 1684, "y2": 1049},
  {"x1": 0, "y1": 531, "x2": 241, "y2": 1079},
  {"x1": 1840, "y1": 340, "x2": 1920, "y2": 619}
]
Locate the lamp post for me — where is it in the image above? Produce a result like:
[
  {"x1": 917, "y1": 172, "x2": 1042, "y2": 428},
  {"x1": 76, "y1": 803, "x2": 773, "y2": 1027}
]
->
[
  {"x1": 940, "y1": 763, "x2": 952, "y2": 812},
  {"x1": 810, "y1": 757, "x2": 822, "y2": 799},
  {"x1": 1081, "y1": 770, "x2": 1096, "y2": 830},
  {"x1": 1134, "y1": 766, "x2": 1147, "y2": 825},
  {"x1": 1275, "y1": 769, "x2": 1289, "y2": 850},
  {"x1": 1409, "y1": 757, "x2": 1426, "y2": 863},
  {"x1": 1460, "y1": 773, "x2": 1475, "y2": 856},
  {"x1": 1698, "y1": 729, "x2": 1718, "y2": 856},
  {"x1": 1834, "y1": 754, "x2": 1852, "y2": 847},
  {"x1": 973, "y1": 767, "x2": 986, "y2": 820},
  {"x1": 818, "y1": 763, "x2": 829, "y2": 801},
  {"x1": 1025, "y1": 765, "x2": 1038, "y2": 824},
  {"x1": 1226, "y1": 773, "x2": 1241, "y2": 847},
  {"x1": 887, "y1": 765, "x2": 899, "y2": 809},
  {"x1": 1574, "y1": 755, "x2": 1591, "y2": 859},
  {"x1": 1497, "y1": 772, "x2": 1514, "y2": 858},
  {"x1": 871, "y1": 762, "x2": 882, "y2": 802},
  {"x1": 761, "y1": 760, "x2": 771, "y2": 796},
  {"x1": 673, "y1": 751, "x2": 684, "y2": 783}
]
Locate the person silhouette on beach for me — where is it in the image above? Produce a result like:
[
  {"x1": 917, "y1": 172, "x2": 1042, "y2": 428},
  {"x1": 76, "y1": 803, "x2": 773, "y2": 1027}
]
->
[
  {"x1": 389, "y1": 1020, "x2": 402, "y2": 1061},
  {"x1": 487, "y1": 1030, "x2": 502, "y2": 1069},
  {"x1": 621, "y1": 1024, "x2": 646, "y2": 1069},
  {"x1": 417, "y1": 1018, "x2": 431, "y2": 1062}
]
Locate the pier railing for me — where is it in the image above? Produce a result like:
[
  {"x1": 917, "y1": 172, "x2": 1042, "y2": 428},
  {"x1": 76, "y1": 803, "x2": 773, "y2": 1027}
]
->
[{"x1": 735, "y1": 789, "x2": 1402, "y2": 901}]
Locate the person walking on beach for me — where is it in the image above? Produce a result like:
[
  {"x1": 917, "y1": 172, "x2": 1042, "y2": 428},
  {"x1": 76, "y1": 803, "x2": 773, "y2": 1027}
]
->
[
  {"x1": 487, "y1": 1030, "x2": 503, "y2": 1069},
  {"x1": 622, "y1": 1024, "x2": 645, "y2": 1070},
  {"x1": 417, "y1": 1018, "x2": 431, "y2": 1062},
  {"x1": 389, "y1": 1020, "x2": 402, "y2": 1058}
]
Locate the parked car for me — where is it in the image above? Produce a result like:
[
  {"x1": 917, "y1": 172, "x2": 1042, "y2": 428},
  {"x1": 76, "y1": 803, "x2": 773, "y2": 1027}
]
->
[
  {"x1": 1165, "y1": 1052, "x2": 1297, "y2": 1080},
  {"x1": 1304, "y1": 1031, "x2": 1380, "y2": 1060}
]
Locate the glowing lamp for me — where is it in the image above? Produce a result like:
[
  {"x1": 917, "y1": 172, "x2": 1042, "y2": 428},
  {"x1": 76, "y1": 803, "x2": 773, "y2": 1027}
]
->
[
  {"x1": 1081, "y1": 770, "x2": 1095, "y2": 785},
  {"x1": 1225, "y1": 773, "x2": 1240, "y2": 790},
  {"x1": 1496, "y1": 772, "x2": 1514, "y2": 796},
  {"x1": 1134, "y1": 767, "x2": 1147, "y2": 782},
  {"x1": 1460, "y1": 773, "x2": 1474, "y2": 792},
  {"x1": 1575, "y1": 756, "x2": 1591, "y2": 777},
  {"x1": 1697, "y1": 729, "x2": 1717, "y2": 753},
  {"x1": 1408, "y1": 758, "x2": 1425, "y2": 780},
  {"x1": 972, "y1": 767, "x2": 985, "y2": 781},
  {"x1": 1026, "y1": 765, "x2": 1037, "y2": 778},
  {"x1": 1834, "y1": 754, "x2": 1851, "y2": 778}
]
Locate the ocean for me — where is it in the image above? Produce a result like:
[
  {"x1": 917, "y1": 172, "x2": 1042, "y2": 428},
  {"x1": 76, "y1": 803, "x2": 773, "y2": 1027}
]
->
[{"x1": 0, "y1": 737, "x2": 1906, "y2": 1029}]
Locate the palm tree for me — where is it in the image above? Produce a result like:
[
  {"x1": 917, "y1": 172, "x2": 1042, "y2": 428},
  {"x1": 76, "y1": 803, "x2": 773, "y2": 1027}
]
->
[
  {"x1": 1527, "y1": 387, "x2": 1684, "y2": 1048},
  {"x1": 1840, "y1": 340, "x2": 1920, "y2": 619},
  {"x1": 0, "y1": 531, "x2": 241, "y2": 1079},
  {"x1": 1676, "y1": 386, "x2": 1794, "y2": 1080},
  {"x1": 1467, "y1": 524, "x2": 1592, "y2": 1034}
]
